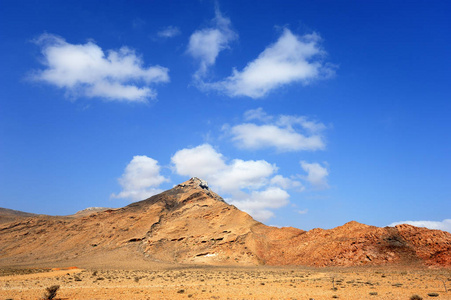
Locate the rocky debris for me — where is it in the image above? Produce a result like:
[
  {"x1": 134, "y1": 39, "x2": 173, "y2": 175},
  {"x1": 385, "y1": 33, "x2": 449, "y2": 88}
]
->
[
  {"x1": 0, "y1": 179, "x2": 450, "y2": 268},
  {"x1": 395, "y1": 224, "x2": 451, "y2": 266},
  {"x1": 177, "y1": 177, "x2": 210, "y2": 191},
  {"x1": 190, "y1": 177, "x2": 210, "y2": 190}
]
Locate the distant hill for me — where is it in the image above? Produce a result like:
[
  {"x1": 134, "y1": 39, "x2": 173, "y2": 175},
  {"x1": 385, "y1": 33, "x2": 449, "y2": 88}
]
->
[
  {"x1": 0, "y1": 207, "x2": 37, "y2": 224},
  {"x1": 72, "y1": 207, "x2": 112, "y2": 217},
  {"x1": 0, "y1": 177, "x2": 450, "y2": 268}
]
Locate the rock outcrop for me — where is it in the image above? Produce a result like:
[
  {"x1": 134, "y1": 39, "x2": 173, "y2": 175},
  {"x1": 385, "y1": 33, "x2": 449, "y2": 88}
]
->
[{"x1": 0, "y1": 177, "x2": 450, "y2": 268}]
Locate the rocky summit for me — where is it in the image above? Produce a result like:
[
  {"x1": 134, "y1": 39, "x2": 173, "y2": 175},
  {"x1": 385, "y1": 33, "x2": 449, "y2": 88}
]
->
[{"x1": 0, "y1": 177, "x2": 450, "y2": 268}]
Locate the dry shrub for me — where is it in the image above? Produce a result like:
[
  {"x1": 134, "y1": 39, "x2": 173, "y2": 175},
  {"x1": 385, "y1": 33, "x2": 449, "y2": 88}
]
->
[{"x1": 43, "y1": 285, "x2": 60, "y2": 300}]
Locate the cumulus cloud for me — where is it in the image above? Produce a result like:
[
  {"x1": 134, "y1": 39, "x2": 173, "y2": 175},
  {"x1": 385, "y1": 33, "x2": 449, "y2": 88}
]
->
[
  {"x1": 230, "y1": 124, "x2": 325, "y2": 152},
  {"x1": 32, "y1": 33, "x2": 169, "y2": 102},
  {"x1": 187, "y1": 8, "x2": 237, "y2": 78},
  {"x1": 171, "y1": 144, "x2": 290, "y2": 221},
  {"x1": 270, "y1": 175, "x2": 303, "y2": 190},
  {"x1": 113, "y1": 142, "x2": 328, "y2": 221},
  {"x1": 157, "y1": 26, "x2": 181, "y2": 38},
  {"x1": 171, "y1": 144, "x2": 276, "y2": 194},
  {"x1": 171, "y1": 144, "x2": 226, "y2": 179},
  {"x1": 388, "y1": 219, "x2": 451, "y2": 233},
  {"x1": 226, "y1": 108, "x2": 326, "y2": 152},
  {"x1": 216, "y1": 159, "x2": 276, "y2": 193},
  {"x1": 229, "y1": 187, "x2": 290, "y2": 221},
  {"x1": 300, "y1": 161, "x2": 329, "y2": 189},
  {"x1": 244, "y1": 107, "x2": 273, "y2": 122},
  {"x1": 207, "y1": 28, "x2": 334, "y2": 98},
  {"x1": 111, "y1": 155, "x2": 168, "y2": 201}
]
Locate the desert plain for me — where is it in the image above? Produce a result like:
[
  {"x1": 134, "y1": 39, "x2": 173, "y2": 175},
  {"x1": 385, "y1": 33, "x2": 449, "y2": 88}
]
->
[{"x1": 0, "y1": 264, "x2": 450, "y2": 300}]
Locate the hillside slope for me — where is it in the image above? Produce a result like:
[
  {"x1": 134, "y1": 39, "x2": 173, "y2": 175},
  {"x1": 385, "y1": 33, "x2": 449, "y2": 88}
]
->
[
  {"x1": 0, "y1": 178, "x2": 450, "y2": 268},
  {"x1": 0, "y1": 208, "x2": 38, "y2": 224}
]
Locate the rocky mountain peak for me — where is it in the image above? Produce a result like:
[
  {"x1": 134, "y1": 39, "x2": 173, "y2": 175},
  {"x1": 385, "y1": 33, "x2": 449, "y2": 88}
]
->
[
  {"x1": 75, "y1": 207, "x2": 111, "y2": 213},
  {"x1": 177, "y1": 177, "x2": 210, "y2": 190}
]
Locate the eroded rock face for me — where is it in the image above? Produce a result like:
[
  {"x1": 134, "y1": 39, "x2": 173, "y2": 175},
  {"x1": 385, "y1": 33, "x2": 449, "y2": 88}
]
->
[
  {"x1": 395, "y1": 224, "x2": 451, "y2": 267},
  {"x1": 137, "y1": 178, "x2": 263, "y2": 265},
  {"x1": 0, "y1": 178, "x2": 450, "y2": 268},
  {"x1": 254, "y1": 221, "x2": 451, "y2": 267}
]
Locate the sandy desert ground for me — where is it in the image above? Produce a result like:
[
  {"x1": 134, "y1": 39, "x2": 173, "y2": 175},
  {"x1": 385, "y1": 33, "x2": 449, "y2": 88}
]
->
[{"x1": 0, "y1": 265, "x2": 450, "y2": 300}]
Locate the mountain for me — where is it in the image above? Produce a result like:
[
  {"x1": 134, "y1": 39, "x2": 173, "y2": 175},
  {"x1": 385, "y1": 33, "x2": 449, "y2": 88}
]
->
[
  {"x1": 0, "y1": 208, "x2": 38, "y2": 224},
  {"x1": 0, "y1": 177, "x2": 450, "y2": 268}
]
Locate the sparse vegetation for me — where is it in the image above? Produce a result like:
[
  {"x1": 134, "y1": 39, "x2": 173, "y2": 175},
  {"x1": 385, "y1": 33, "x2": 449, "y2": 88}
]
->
[
  {"x1": 43, "y1": 285, "x2": 59, "y2": 300},
  {"x1": 0, "y1": 268, "x2": 49, "y2": 277},
  {"x1": 0, "y1": 266, "x2": 449, "y2": 299}
]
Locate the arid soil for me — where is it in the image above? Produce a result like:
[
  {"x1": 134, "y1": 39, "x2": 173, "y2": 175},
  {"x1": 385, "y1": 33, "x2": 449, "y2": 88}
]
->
[{"x1": 0, "y1": 266, "x2": 450, "y2": 299}]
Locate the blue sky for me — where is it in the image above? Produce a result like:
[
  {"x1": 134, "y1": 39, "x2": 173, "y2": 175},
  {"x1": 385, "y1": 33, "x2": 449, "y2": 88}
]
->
[{"x1": 1, "y1": 0, "x2": 450, "y2": 231}]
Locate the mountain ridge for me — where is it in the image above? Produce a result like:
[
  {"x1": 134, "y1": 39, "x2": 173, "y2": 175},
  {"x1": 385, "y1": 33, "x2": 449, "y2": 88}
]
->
[{"x1": 1, "y1": 177, "x2": 450, "y2": 268}]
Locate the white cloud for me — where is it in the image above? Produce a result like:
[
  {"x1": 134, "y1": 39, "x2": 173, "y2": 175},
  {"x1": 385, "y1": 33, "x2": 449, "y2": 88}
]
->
[
  {"x1": 207, "y1": 28, "x2": 334, "y2": 98},
  {"x1": 157, "y1": 26, "x2": 181, "y2": 38},
  {"x1": 111, "y1": 155, "x2": 168, "y2": 201},
  {"x1": 32, "y1": 33, "x2": 169, "y2": 102},
  {"x1": 171, "y1": 144, "x2": 290, "y2": 221},
  {"x1": 297, "y1": 209, "x2": 308, "y2": 215},
  {"x1": 388, "y1": 219, "x2": 451, "y2": 233},
  {"x1": 270, "y1": 175, "x2": 303, "y2": 190},
  {"x1": 187, "y1": 8, "x2": 237, "y2": 78},
  {"x1": 171, "y1": 144, "x2": 226, "y2": 179},
  {"x1": 216, "y1": 159, "x2": 276, "y2": 193},
  {"x1": 230, "y1": 124, "x2": 325, "y2": 152},
  {"x1": 114, "y1": 141, "x2": 328, "y2": 222},
  {"x1": 226, "y1": 108, "x2": 326, "y2": 152},
  {"x1": 86, "y1": 81, "x2": 157, "y2": 100},
  {"x1": 300, "y1": 161, "x2": 329, "y2": 189},
  {"x1": 244, "y1": 107, "x2": 273, "y2": 122},
  {"x1": 276, "y1": 115, "x2": 327, "y2": 133},
  {"x1": 229, "y1": 187, "x2": 290, "y2": 221},
  {"x1": 171, "y1": 144, "x2": 276, "y2": 194}
]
